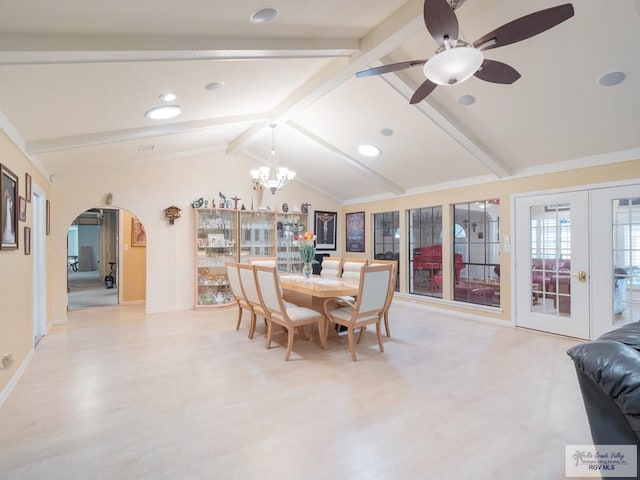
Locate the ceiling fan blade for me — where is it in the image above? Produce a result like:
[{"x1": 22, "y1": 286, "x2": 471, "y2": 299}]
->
[
  {"x1": 356, "y1": 59, "x2": 428, "y2": 78},
  {"x1": 474, "y1": 59, "x2": 521, "y2": 84},
  {"x1": 410, "y1": 79, "x2": 438, "y2": 104},
  {"x1": 473, "y1": 4, "x2": 574, "y2": 51},
  {"x1": 424, "y1": 0, "x2": 459, "y2": 47}
]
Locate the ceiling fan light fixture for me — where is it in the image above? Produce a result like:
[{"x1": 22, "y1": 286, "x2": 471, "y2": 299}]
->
[
  {"x1": 423, "y1": 45, "x2": 484, "y2": 86},
  {"x1": 145, "y1": 105, "x2": 182, "y2": 120}
]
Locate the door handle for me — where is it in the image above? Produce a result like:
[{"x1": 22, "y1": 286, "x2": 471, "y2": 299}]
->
[{"x1": 571, "y1": 271, "x2": 587, "y2": 282}]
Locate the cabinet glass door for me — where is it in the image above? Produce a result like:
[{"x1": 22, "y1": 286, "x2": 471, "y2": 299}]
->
[
  {"x1": 240, "y1": 211, "x2": 275, "y2": 261},
  {"x1": 277, "y1": 213, "x2": 306, "y2": 272}
]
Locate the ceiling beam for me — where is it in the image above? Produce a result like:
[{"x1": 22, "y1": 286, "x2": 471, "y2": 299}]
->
[
  {"x1": 378, "y1": 62, "x2": 511, "y2": 178},
  {"x1": 288, "y1": 121, "x2": 406, "y2": 196},
  {"x1": 27, "y1": 113, "x2": 266, "y2": 153},
  {"x1": 0, "y1": 34, "x2": 358, "y2": 64}
]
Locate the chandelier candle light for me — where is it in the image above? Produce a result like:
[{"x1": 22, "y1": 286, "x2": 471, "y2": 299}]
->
[
  {"x1": 297, "y1": 232, "x2": 316, "y2": 279},
  {"x1": 250, "y1": 124, "x2": 296, "y2": 194}
]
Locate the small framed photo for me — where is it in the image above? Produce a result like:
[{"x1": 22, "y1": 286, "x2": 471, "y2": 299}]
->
[
  {"x1": 131, "y1": 217, "x2": 146, "y2": 246},
  {"x1": 24, "y1": 226, "x2": 31, "y2": 255},
  {"x1": 18, "y1": 196, "x2": 26, "y2": 222},
  {"x1": 1, "y1": 164, "x2": 19, "y2": 250},
  {"x1": 46, "y1": 199, "x2": 50, "y2": 235},
  {"x1": 25, "y1": 172, "x2": 32, "y2": 203},
  {"x1": 346, "y1": 211, "x2": 365, "y2": 253},
  {"x1": 314, "y1": 210, "x2": 337, "y2": 251}
]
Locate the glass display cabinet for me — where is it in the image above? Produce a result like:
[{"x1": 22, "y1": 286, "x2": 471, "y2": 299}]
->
[
  {"x1": 240, "y1": 210, "x2": 276, "y2": 262},
  {"x1": 276, "y1": 212, "x2": 307, "y2": 273},
  {"x1": 194, "y1": 209, "x2": 238, "y2": 308}
]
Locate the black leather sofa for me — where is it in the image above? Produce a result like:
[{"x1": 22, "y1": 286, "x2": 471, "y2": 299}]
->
[{"x1": 567, "y1": 322, "x2": 640, "y2": 475}]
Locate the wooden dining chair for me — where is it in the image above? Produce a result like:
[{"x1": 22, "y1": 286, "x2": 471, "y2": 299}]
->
[
  {"x1": 341, "y1": 258, "x2": 367, "y2": 280},
  {"x1": 237, "y1": 263, "x2": 268, "y2": 339},
  {"x1": 226, "y1": 262, "x2": 254, "y2": 338},
  {"x1": 320, "y1": 257, "x2": 343, "y2": 278},
  {"x1": 248, "y1": 257, "x2": 277, "y2": 267},
  {"x1": 254, "y1": 265, "x2": 328, "y2": 361},
  {"x1": 367, "y1": 259, "x2": 397, "y2": 337},
  {"x1": 323, "y1": 264, "x2": 392, "y2": 361}
]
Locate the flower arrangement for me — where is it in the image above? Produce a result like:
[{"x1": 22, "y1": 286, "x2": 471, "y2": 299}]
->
[{"x1": 297, "y1": 232, "x2": 317, "y2": 263}]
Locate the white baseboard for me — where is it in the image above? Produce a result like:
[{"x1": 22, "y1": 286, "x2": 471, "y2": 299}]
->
[
  {"x1": 0, "y1": 348, "x2": 35, "y2": 410},
  {"x1": 119, "y1": 300, "x2": 145, "y2": 306}
]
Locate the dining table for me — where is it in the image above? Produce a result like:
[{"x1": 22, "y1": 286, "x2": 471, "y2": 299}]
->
[{"x1": 279, "y1": 274, "x2": 359, "y2": 313}]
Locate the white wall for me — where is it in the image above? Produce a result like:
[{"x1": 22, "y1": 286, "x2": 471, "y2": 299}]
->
[{"x1": 50, "y1": 151, "x2": 339, "y2": 323}]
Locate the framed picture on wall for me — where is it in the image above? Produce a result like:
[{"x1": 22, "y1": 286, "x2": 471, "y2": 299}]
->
[
  {"x1": 24, "y1": 226, "x2": 31, "y2": 255},
  {"x1": 18, "y1": 196, "x2": 26, "y2": 222},
  {"x1": 25, "y1": 172, "x2": 32, "y2": 203},
  {"x1": 1, "y1": 164, "x2": 19, "y2": 250},
  {"x1": 131, "y1": 217, "x2": 146, "y2": 246},
  {"x1": 314, "y1": 210, "x2": 337, "y2": 251},
  {"x1": 346, "y1": 211, "x2": 365, "y2": 252}
]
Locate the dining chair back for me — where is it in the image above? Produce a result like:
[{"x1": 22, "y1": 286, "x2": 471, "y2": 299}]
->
[
  {"x1": 320, "y1": 257, "x2": 343, "y2": 278},
  {"x1": 248, "y1": 257, "x2": 277, "y2": 267},
  {"x1": 367, "y1": 259, "x2": 397, "y2": 337},
  {"x1": 323, "y1": 264, "x2": 392, "y2": 361},
  {"x1": 226, "y1": 262, "x2": 254, "y2": 337},
  {"x1": 254, "y1": 265, "x2": 327, "y2": 361},
  {"x1": 238, "y1": 263, "x2": 267, "y2": 338},
  {"x1": 341, "y1": 258, "x2": 367, "y2": 280}
]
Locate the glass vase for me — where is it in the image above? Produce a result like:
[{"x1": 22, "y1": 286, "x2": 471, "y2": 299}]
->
[{"x1": 303, "y1": 262, "x2": 313, "y2": 279}]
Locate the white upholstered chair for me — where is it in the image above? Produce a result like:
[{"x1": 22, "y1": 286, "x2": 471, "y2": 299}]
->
[
  {"x1": 254, "y1": 265, "x2": 328, "y2": 361},
  {"x1": 226, "y1": 262, "x2": 254, "y2": 338},
  {"x1": 367, "y1": 259, "x2": 397, "y2": 337},
  {"x1": 323, "y1": 264, "x2": 392, "y2": 361},
  {"x1": 320, "y1": 257, "x2": 343, "y2": 278},
  {"x1": 237, "y1": 263, "x2": 268, "y2": 339},
  {"x1": 341, "y1": 258, "x2": 367, "y2": 280},
  {"x1": 248, "y1": 257, "x2": 277, "y2": 267}
]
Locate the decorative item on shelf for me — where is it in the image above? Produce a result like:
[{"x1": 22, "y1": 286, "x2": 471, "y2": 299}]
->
[
  {"x1": 191, "y1": 197, "x2": 204, "y2": 208},
  {"x1": 297, "y1": 232, "x2": 317, "y2": 279},
  {"x1": 105, "y1": 193, "x2": 113, "y2": 205},
  {"x1": 241, "y1": 203, "x2": 246, "y2": 211},
  {"x1": 164, "y1": 205, "x2": 181, "y2": 225},
  {"x1": 250, "y1": 123, "x2": 296, "y2": 194},
  {"x1": 218, "y1": 192, "x2": 226, "y2": 209},
  {"x1": 301, "y1": 202, "x2": 311, "y2": 214},
  {"x1": 282, "y1": 202, "x2": 288, "y2": 213},
  {"x1": 231, "y1": 196, "x2": 241, "y2": 209}
]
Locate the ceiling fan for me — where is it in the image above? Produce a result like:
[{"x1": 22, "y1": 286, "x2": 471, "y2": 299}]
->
[{"x1": 356, "y1": 0, "x2": 574, "y2": 104}]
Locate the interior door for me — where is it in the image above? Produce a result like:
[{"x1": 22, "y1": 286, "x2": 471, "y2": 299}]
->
[
  {"x1": 515, "y1": 191, "x2": 590, "y2": 339},
  {"x1": 591, "y1": 185, "x2": 640, "y2": 338}
]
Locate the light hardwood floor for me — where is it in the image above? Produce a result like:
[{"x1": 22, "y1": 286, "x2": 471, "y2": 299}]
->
[{"x1": 0, "y1": 302, "x2": 595, "y2": 480}]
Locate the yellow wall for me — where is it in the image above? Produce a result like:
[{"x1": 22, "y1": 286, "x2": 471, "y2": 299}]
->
[
  {"x1": 121, "y1": 211, "x2": 146, "y2": 303},
  {"x1": 341, "y1": 159, "x2": 640, "y2": 321},
  {"x1": 0, "y1": 132, "x2": 51, "y2": 395}
]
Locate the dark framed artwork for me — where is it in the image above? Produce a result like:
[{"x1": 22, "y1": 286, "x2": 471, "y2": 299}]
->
[
  {"x1": 18, "y1": 196, "x2": 26, "y2": 221},
  {"x1": 314, "y1": 210, "x2": 337, "y2": 251},
  {"x1": 1, "y1": 164, "x2": 19, "y2": 250},
  {"x1": 46, "y1": 200, "x2": 50, "y2": 236},
  {"x1": 25, "y1": 172, "x2": 32, "y2": 202},
  {"x1": 24, "y1": 226, "x2": 31, "y2": 255},
  {"x1": 346, "y1": 211, "x2": 365, "y2": 252}
]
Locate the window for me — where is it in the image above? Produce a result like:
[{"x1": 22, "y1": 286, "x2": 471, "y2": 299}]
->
[
  {"x1": 373, "y1": 211, "x2": 400, "y2": 290},
  {"x1": 453, "y1": 200, "x2": 500, "y2": 307},
  {"x1": 408, "y1": 206, "x2": 443, "y2": 298}
]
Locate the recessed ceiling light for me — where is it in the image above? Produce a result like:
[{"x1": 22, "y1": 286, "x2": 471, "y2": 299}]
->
[
  {"x1": 205, "y1": 81, "x2": 226, "y2": 91},
  {"x1": 380, "y1": 128, "x2": 394, "y2": 136},
  {"x1": 250, "y1": 7, "x2": 279, "y2": 24},
  {"x1": 145, "y1": 105, "x2": 182, "y2": 120},
  {"x1": 457, "y1": 94, "x2": 475, "y2": 106},
  {"x1": 597, "y1": 71, "x2": 626, "y2": 87},
  {"x1": 159, "y1": 91, "x2": 177, "y2": 102},
  {"x1": 358, "y1": 144, "x2": 381, "y2": 157}
]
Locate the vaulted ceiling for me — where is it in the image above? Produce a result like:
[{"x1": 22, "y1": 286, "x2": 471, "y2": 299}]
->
[{"x1": 0, "y1": 0, "x2": 638, "y2": 204}]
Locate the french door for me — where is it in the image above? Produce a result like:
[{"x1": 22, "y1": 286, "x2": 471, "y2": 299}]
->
[
  {"x1": 515, "y1": 184, "x2": 640, "y2": 340},
  {"x1": 515, "y1": 191, "x2": 590, "y2": 339}
]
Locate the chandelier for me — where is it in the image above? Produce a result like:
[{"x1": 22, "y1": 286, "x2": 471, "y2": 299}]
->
[{"x1": 250, "y1": 124, "x2": 296, "y2": 194}]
